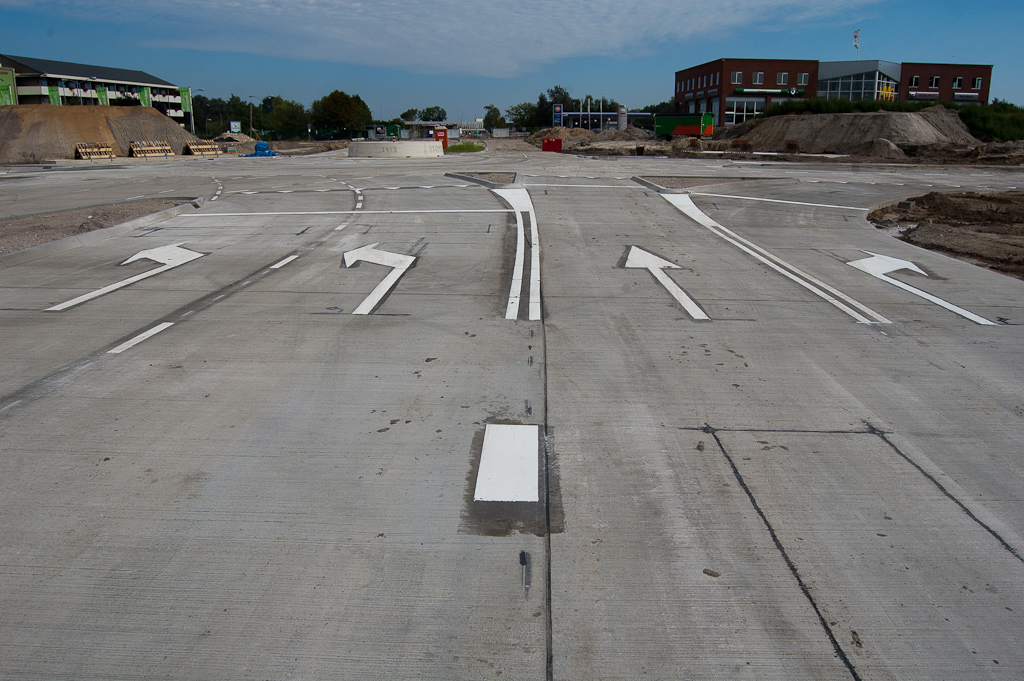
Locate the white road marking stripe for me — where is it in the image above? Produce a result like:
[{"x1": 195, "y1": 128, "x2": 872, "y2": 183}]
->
[
  {"x1": 524, "y1": 183, "x2": 640, "y2": 188},
  {"x1": 270, "y1": 255, "x2": 299, "y2": 269},
  {"x1": 108, "y1": 323, "x2": 174, "y2": 354},
  {"x1": 179, "y1": 209, "x2": 513, "y2": 216},
  {"x1": 690, "y1": 192, "x2": 869, "y2": 211},
  {"x1": 665, "y1": 194, "x2": 890, "y2": 324},
  {"x1": 494, "y1": 188, "x2": 542, "y2": 320},
  {"x1": 474, "y1": 424, "x2": 539, "y2": 502}
]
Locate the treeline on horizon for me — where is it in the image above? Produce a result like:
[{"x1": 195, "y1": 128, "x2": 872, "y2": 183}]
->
[{"x1": 191, "y1": 86, "x2": 1024, "y2": 142}]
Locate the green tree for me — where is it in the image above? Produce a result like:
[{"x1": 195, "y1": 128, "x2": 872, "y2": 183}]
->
[
  {"x1": 482, "y1": 104, "x2": 506, "y2": 130},
  {"x1": 400, "y1": 108, "x2": 419, "y2": 121},
  {"x1": 310, "y1": 90, "x2": 373, "y2": 136},
  {"x1": 419, "y1": 106, "x2": 447, "y2": 121},
  {"x1": 505, "y1": 102, "x2": 538, "y2": 130},
  {"x1": 266, "y1": 96, "x2": 310, "y2": 139},
  {"x1": 536, "y1": 85, "x2": 579, "y2": 128}
]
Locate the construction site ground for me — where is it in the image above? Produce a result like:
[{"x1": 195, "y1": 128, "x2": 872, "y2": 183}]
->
[{"x1": 868, "y1": 191, "x2": 1024, "y2": 280}]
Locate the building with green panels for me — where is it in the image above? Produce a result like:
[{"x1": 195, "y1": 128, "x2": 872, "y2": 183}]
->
[{"x1": 0, "y1": 54, "x2": 188, "y2": 123}]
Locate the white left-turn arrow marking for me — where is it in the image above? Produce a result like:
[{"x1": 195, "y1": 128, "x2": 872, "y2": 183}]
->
[
  {"x1": 47, "y1": 243, "x2": 204, "y2": 311},
  {"x1": 343, "y1": 243, "x2": 416, "y2": 315},
  {"x1": 847, "y1": 251, "x2": 997, "y2": 326},
  {"x1": 625, "y1": 246, "x2": 710, "y2": 321}
]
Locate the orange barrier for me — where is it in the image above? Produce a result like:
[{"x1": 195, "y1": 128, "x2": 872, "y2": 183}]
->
[
  {"x1": 183, "y1": 140, "x2": 223, "y2": 157},
  {"x1": 129, "y1": 140, "x2": 174, "y2": 158},
  {"x1": 74, "y1": 142, "x2": 115, "y2": 160}
]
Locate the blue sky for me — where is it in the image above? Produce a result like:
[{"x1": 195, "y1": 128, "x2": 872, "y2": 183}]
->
[{"x1": 2, "y1": 0, "x2": 1021, "y2": 121}]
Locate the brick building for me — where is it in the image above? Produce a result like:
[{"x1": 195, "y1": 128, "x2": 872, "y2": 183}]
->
[{"x1": 675, "y1": 58, "x2": 993, "y2": 128}]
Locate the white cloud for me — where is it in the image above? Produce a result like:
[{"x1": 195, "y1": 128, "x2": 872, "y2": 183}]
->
[{"x1": 7, "y1": 0, "x2": 880, "y2": 76}]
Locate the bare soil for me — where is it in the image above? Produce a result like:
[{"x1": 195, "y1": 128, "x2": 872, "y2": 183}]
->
[
  {"x1": 0, "y1": 105, "x2": 202, "y2": 162},
  {"x1": 869, "y1": 191, "x2": 1024, "y2": 279},
  {"x1": 0, "y1": 199, "x2": 183, "y2": 255}
]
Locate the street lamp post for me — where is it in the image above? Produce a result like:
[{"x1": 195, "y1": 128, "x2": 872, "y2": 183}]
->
[{"x1": 247, "y1": 95, "x2": 257, "y2": 138}]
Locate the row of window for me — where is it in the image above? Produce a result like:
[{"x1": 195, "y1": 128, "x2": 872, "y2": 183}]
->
[
  {"x1": 731, "y1": 71, "x2": 810, "y2": 87},
  {"x1": 679, "y1": 71, "x2": 812, "y2": 93},
  {"x1": 907, "y1": 75, "x2": 983, "y2": 90},
  {"x1": 677, "y1": 72, "x2": 721, "y2": 93}
]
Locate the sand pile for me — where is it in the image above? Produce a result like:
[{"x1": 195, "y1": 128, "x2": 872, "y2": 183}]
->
[
  {"x1": 594, "y1": 127, "x2": 652, "y2": 142},
  {"x1": 716, "y1": 106, "x2": 981, "y2": 156},
  {"x1": 0, "y1": 105, "x2": 202, "y2": 162},
  {"x1": 527, "y1": 127, "x2": 596, "y2": 145}
]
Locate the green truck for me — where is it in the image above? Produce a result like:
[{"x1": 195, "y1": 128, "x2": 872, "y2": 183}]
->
[{"x1": 654, "y1": 113, "x2": 714, "y2": 140}]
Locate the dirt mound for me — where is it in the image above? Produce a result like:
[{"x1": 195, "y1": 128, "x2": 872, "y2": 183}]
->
[
  {"x1": 714, "y1": 106, "x2": 980, "y2": 157},
  {"x1": 869, "y1": 191, "x2": 1024, "y2": 280},
  {"x1": 527, "y1": 127, "x2": 596, "y2": 146},
  {"x1": 593, "y1": 127, "x2": 652, "y2": 142},
  {"x1": 0, "y1": 105, "x2": 202, "y2": 162}
]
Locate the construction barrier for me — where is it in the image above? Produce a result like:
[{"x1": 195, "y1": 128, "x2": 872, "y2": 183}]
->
[
  {"x1": 74, "y1": 142, "x2": 115, "y2": 160},
  {"x1": 129, "y1": 140, "x2": 174, "y2": 158},
  {"x1": 183, "y1": 140, "x2": 223, "y2": 157},
  {"x1": 541, "y1": 138, "x2": 563, "y2": 152}
]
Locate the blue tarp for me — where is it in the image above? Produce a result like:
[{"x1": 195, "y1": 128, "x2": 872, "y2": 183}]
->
[{"x1": 244, "y1": 141, "x2": 278, "y2": 157}]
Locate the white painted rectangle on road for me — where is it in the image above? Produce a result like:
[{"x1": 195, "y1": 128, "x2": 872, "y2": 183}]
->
[
  {"x1": 270, "y1": 255, "x2": 299, "y2": 269},
  {"x1": 475, "y1": 424, "x2": 539, "y2": 502},
  {"x1": 108, "y1": 323, "x2": 174, "y2": 354}
]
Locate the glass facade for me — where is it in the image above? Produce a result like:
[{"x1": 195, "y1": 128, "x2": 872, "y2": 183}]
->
[
  {"x1": 724, "y1": 97, "x2": 765, "y2": 125},
  {"x1": 817, "y1": 71, "x2": 899, "y2": 102}
]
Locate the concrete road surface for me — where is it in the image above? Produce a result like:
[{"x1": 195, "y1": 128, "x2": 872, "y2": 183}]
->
[{"x1": 1, "y1": 150, "x2": 1023, "y2": 680}]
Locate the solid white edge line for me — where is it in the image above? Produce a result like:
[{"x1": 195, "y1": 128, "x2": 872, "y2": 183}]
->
[
  {"x1": 108, "y1": 323, "x2": 174, "y2": 354},
  {"x1": 690, "y1": 192, "x2": 870, "y2": 211},
  {"x1": 665, "y1": 194, "x2": 889, "y2": 324},
  {"x1": 178, "y1": 210, "x2": 514, "y2": 216},
  {"x1": 475, "y1": 424, "x2": 540, "y2": 502}
]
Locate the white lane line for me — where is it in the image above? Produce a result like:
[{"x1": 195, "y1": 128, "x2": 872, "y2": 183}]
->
[
  {"x1": 474, "y1": 424, "x2": 539, "y2": 502},
  {"x1": 690, "y1": 192, "x2": 870, "y2": 211},
  {"x1": 270, "y1": 255, "x2": 299, "y2": 269},
  {"x1": 108, "y1": 323, "x2": 174, "y2": 354},
  {"x1": 664, "y1": 194, "x2": 890, "y2": 324},
  {"x1": 494, "y1": 188, "x2": 542, "y2": 320},
  {"x1": 179, "y1": 209, "x2": 513, "y2": 216},
  {"x1": 524, "y1": 183, "x2": 641, "y2": 189}
]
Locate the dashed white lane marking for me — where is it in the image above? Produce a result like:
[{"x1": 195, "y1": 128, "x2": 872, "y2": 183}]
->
[
  {"x1": 270, "y1": 255, "x2": 300, "y2": 269},
  {"x1": 474, "y1": 424, "x2": 539, "y2": 502},
  {"x1": 689, "y1": 192, "x2": 870, "y2": 211},
  {"x1": 108, "y1": 323, "x2": 174, "y2": 354},
  {"x1": 210, "y1": 177, "x2": 224, "y2": 202},
  {"x1": 665, "y1": 194, "x2": 890, "y2": 324}
]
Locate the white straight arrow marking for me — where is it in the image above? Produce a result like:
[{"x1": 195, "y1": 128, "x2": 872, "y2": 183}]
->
[
  {"x1": 343, "y1": 243, "x2": 416, "y2": 315},
  {"x1": 625, "y1": 247, "x2": 710, "y2": 320},
  {"x1": 847, "y1": 251, "x2": 997, "y2": 325},
  {"x1": 47, "y1": 244, "x2": 204, "y2": 312}
]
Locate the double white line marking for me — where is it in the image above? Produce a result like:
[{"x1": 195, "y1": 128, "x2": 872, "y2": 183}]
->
[{"x1": 664, "y1": 194, "x2": 890, "y2": 325}]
